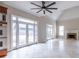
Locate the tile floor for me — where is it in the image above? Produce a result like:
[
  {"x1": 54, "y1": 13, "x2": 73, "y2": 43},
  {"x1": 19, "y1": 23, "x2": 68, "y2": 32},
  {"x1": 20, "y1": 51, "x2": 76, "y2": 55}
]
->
[{"x1": 5, "y1": 39, "x2": 79, "y2": 58}]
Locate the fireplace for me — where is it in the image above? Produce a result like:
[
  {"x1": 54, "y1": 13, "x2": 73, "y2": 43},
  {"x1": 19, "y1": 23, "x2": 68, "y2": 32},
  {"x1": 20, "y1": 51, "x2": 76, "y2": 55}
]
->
[
  {"x1": 65, "y1": 30, "x2": 78, "y2": 40},
  {"x1": 67, "y1": 33, "x2": 77, "y2": 39}
]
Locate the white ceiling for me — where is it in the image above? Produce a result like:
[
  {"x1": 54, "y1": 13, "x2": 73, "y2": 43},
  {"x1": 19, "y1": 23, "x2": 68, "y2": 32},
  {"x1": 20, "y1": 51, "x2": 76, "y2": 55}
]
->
[{"x1": 2, "y1": 1, "x2": 79, "y2": 20}]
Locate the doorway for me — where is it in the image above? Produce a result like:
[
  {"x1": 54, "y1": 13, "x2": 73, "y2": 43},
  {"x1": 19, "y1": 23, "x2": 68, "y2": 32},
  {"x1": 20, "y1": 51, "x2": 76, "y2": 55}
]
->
[{"x1": 11, "y1": 15, "x2": 38, "y2": 49}]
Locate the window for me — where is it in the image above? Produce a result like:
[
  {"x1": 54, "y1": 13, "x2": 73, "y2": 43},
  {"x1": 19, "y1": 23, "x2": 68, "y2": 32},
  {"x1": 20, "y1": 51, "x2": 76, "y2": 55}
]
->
[
  {"x1": 59, "y1": 26, "x2": 64, "y2": 36},
  {"x1": 18, "y1": 17, "x2": 35, "y2": 24},
  {"x1": 11, "y1": 15, "x2": 38, "y2": 49},
  {"x1": 46, "y1": 24, "x2": 53, "y2": 39}
]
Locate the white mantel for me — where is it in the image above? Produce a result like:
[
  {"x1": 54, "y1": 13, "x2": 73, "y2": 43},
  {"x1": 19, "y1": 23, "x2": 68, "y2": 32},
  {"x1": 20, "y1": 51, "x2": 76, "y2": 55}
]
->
[{"x1": 65, "y1": 30, "x2": 79, "y2": 40}]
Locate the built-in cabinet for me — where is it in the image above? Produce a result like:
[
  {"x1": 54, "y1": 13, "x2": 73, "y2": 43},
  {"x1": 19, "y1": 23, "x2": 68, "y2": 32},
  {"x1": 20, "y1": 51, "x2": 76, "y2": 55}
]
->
[{"x1": 0, "y1": 5, "x2": 7, "y2": 57}]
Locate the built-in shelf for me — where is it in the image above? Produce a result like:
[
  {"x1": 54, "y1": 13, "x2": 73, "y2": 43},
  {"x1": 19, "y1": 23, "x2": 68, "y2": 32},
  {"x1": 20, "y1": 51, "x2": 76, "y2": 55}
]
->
[
  {"x1": 0, "y1": 6, "x2": 7, "y2": 14},
  {"x1": 0, "y1": 21, "x2": 7, "y2": 24},
  {"x1": 0, "y1": 37, "x2": 7, "y2": 39},
  {"x1": 0, "y1": 21, "x2": 7, "y2": 26},
  {"x1": 0, "y1": 5, "x2": 8, "y2": 57},
  {"x1": 0, "y1": 26, "x2": 6, "y2": 27}
]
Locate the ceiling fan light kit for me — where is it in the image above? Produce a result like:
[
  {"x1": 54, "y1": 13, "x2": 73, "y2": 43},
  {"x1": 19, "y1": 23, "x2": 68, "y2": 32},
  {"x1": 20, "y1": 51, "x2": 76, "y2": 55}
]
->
[{"x1": 31, "y1": 1, "x2": 58, "y2": 14}]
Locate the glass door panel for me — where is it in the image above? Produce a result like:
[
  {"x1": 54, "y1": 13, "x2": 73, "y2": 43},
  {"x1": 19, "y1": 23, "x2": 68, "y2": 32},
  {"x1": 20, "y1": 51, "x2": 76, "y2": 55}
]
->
[
  {"x1": 46, "y1": 24, "x2": 53, "y2": 39},
  {"x1": 35, "y1": 25, "x2": 38, "y2": 42},
  {"x1": 47, "y1": 27, "x2": 51, "y2": 39},
  {"x1": 19, "y1": 23, "x2": 26, "y2": 46},
  {"x1": 28, "y1": 24, "x2": 34, "y2": 44},
  {"x1": 12, "y1": 21, "x2": 16, "y2": 48}
]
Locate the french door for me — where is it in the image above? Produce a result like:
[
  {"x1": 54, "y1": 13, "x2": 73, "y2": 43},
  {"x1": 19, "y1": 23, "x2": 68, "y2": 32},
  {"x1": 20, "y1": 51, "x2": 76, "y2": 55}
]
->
[
  {"x1": 46, "y1": 24, "x2": 53, "y2": 40},
  {"x1": 28, "y1": 24, "x2": 34, "y2": 44},
  {"x1": 12, "y1": 21, "x2": 17, "y2": 48},
  {"x1": 18, "y1": 23, "x2": 27, "y2": 47},
  {"x1": 11, "y1": 15, "x2": 38, "y2": 49}
]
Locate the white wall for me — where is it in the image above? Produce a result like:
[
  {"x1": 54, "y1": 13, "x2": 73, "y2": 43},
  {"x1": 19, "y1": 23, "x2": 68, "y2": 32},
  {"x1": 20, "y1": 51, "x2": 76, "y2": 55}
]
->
[
  {"x1": 38, "y1": 16, "x2": 56, "y2": 43},
  {"x1": 56, "y1": 6, "x2": 79, "y2": 38},
  {"x1": 0, "y1": 2, "x2": 56, "y2": 51},
  {"x1": 59, "y1": 6, "x2": 79, "y2": 20}
]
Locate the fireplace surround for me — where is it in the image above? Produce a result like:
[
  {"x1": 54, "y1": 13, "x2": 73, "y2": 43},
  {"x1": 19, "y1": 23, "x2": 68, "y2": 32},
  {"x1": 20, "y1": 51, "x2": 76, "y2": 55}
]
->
[
  {"x1": 65, "y1": 30, "x2": 78, "y2": 40},
  {"x1": 67, "y1": 33, "x2": 77, "y2": 39}
]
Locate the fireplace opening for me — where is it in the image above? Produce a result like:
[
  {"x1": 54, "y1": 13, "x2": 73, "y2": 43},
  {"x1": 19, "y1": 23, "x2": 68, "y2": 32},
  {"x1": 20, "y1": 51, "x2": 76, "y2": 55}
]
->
[
  {"x1": 0, "y1": 41, "x2": 3, "y2": 47},
  {"x1": 67, "y1": 33, "x2": 77, "y2": 39}
]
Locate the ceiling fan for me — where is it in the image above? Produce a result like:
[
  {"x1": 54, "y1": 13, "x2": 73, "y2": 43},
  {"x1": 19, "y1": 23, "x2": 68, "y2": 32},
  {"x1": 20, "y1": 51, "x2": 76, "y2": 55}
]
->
[{"x1": 31, "y1": 1, "x2": 58, "y2": 14}]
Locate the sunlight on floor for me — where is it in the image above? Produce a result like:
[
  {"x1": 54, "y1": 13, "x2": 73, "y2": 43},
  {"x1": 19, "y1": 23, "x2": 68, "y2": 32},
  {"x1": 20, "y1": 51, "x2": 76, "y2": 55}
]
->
[{"x1": 5, "y1": 39, "x2": 79, "y2": 58}]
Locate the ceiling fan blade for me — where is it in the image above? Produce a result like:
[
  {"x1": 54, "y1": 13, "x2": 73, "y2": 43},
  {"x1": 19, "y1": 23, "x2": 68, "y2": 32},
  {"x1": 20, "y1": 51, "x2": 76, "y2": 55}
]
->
[
  {"x1": 47, "y1": 8, "x2": 58, "y2": 10},
  {"x1": 43, "y1": 10, "x2": 45, "y2": 14},
  {"x1": 46, "y1": 9, "x2": 52, "y2": 13},
  {"x1": 31, "y1": 8, "x2": 41, "y2": 10},
  {"x1": 31, "y1": 2, "x2": 41, "y2": 8},
  {"x1": 42, "y1": 1, "x2": 45, "y2": 7},
  {"x1": 46, "y1": 2, "x2": 56, "y2": 7},
  {"x1": 36, "y1": 9, "x2": 42, "y2": 13}
]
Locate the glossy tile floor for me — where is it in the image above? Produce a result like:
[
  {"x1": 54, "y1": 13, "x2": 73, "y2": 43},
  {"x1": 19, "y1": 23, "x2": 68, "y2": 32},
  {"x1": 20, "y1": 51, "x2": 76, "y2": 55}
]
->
[{"x1": 5, "y1": 39, "x2": 79, "y2": 58}]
